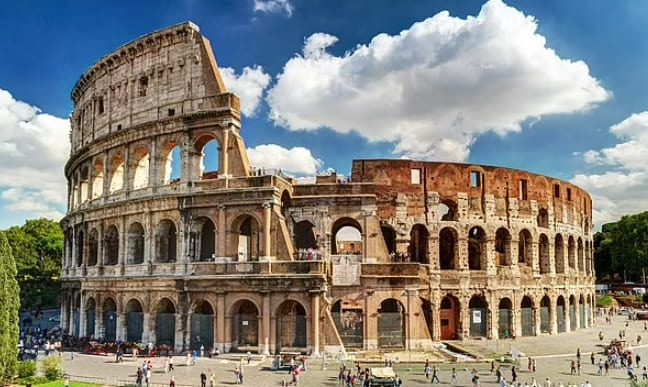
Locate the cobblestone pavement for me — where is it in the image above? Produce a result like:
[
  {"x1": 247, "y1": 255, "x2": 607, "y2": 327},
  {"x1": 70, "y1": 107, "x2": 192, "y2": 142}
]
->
[{"x1": 61, "y1": 313, "x2": 645, "y2": 387}]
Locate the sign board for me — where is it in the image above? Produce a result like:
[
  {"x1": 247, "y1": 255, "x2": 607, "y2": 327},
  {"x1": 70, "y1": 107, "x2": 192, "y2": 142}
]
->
[
  {"x1": 473, "y1": 310, "x2": 481, "y2": 324},
  {"x1": 333, "y1": 257, "x2": 361, "y2": 286},
  {"x1": 242, "y1": 321, "x2": 248, "y2": 326}
]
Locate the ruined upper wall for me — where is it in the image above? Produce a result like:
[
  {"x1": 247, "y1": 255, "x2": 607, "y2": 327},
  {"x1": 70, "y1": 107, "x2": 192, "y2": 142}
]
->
[{"x1": 69, "y1": 21, "x2": 238, "y2": 155}]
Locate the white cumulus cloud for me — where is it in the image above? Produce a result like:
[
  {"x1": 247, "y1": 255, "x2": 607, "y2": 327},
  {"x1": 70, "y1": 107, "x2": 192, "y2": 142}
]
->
[
  {"x1": 221, "y1": 65, "x2": 271, "y2": 117},
  {"x1": 0, "y1": 88, "x2": 69, "y2": 222},
  {"x1": 575, "y1": 111, "x2": 648, "y2": 227},
  {"x1": 246, "y1": 144, "x2": 322, "y2": 175},
  {"x1": 253, "y1": 0, "x2": 293, "y2": 17},
  {"x1": 267, "y1": 0, "x2": 609, "y2": 161}
]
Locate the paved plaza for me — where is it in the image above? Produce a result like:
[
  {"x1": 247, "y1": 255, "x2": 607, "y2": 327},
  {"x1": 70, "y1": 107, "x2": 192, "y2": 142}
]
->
[{"x1": 59, "y1": 312, "x2": 645, "y2": 386}]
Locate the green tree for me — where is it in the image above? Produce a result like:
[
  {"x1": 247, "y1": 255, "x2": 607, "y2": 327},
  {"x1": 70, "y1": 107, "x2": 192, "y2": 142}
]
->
[{"x1": 0, "y1": 231, "x2": 20, "y2": 382}]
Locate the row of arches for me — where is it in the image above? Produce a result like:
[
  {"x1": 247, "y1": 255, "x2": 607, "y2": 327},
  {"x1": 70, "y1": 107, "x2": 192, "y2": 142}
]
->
[
  {"x1": 69, "y1": 135, "x2": 222, "y2": 209},
  {"x1": 65, "y1": 214, "x2": 261, "y2": 268}
]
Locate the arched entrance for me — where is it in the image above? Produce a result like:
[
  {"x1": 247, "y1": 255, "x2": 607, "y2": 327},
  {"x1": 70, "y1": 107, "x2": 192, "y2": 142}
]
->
[
  {"x1": 440, "y1": 295, "x2": 459, "y2": 340},
  {"x1": 498, "y1": 298, "x2": 513, "y2": 338},
  {"x1": 294, "y1": 220, "x2": 317, "y2": 251},
  {"x1": 381, "y1": 225, "x2": 397, "y2": 255},
  {"x1": 156, "y1": 298, "x2": 176, "y2": 346},
  {"x1": 86, "y1": 298, "x2": 96, "y2": 337},
  {"x1": 556, "y1": 296, "x2": 566, "y2": 333},
  {"x1": 468, "y1": 226, "x2": 486, "y2": 270},
  {"x1": 579, "y1": 295, "x2": 585, "y2": 329},
  {"x1": 555, "y1": 234, "x2": 565, "y2": 273},
  {"x1": 521, "y1": 296, "x2": 535, "y2": 337},
  {"x1": 539, "y1": 234, "x2": 550, "y2": 274},
  {"x1": 378, "y1": 299, "x2": 405, "y2": 349},
  {"x1": 127, "y1": 223, "x2": 145, "y2": 264},
  {"x1": 232, "y1": 300, "x2": 259, "y2": 351},
  {"x1": 190, "y1": 300, "x2": 214, "y2": 351},
  {"x1": 409, "y1": 224, "x2": 429, "y2": 263},
  {"x1": 568, "y1": 237, "x2": 576, "y2": 269},
  {"x1": 104, "y1": 225, "x2": 119, "y2": 265},
  {"x1": 192, "y1": 217, "x2": 215, "y2": 262},
  {"x1": 420, "y1": 298, "x2": 434, "y2": 341},
  {"x1": 277, "y1": 300, "x2": 307, "y2": 350},
  {"x1": 540, "y1": 296, "x2": 551, "y2": 334},
  {"x1": 569, "y1": 295, "x2": 577, "y2": 331},
  {"x1": 103, "y1": 298, "x2": 117, "y2": 342},
  {"x1": 125, "y1": 299, "x2": 144, "y2": 343},
  {"x1": 331, "y1": 300, "x2": 363, "y2": 349},
  {"x1": 236, "y1": 216, "x2": 260, "y2": 261},
  {"x1": 89, "y1": 229, "x2": 98, "y2": 266},
  {"x1": 331, "y1": 218, "x2": 362, "y2": 255},
  {"x1": 439, "y1": 228, "x2": 457, "y2": 270},
  {"x1": 156, "y1": 220, "x2": 177, "y2": 263},
  {"x1": 469, "y1": 296, "x2": 488, "y2": 337}
]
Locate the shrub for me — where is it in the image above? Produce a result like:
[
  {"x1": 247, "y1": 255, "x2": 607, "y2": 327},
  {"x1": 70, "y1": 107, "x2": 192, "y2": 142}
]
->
[
  {"x1": 41, "y1": 356, "x2": 62, "y2": 380},
  {"x1": 16, "y1": 360, "x2": 37, "y2": 378}
]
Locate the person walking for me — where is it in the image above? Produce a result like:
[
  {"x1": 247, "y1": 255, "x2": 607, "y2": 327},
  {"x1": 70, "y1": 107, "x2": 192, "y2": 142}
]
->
[
  {"x1": 604, "y1": 359, "x2": 610, "y2": 376},
  {"x1": 496, "y1": 366, "x2": 502, "y2": 383},
  {"x1": 431, "y1": 365, "x2": 440, "y2": 383},
  {"x1": 544, "y1": 377, "x2": 552, "y2": 387},
  {"x1": 590, "y1": 352, "x2": 595, "y2": 365},
  {"x1": 145, "y1": 366, "x2": 151, "y2": 387},
  {"x1": 136, "y1": 367, "x2": 143, "y2": 387},
  {"x1": 511, "y1": 366, "x2": 517, "y2": 383},
  {"x1": 570, "y1": 360, "x2": 577, "y2": 375},
  {"x1": 424, "y1": 364, "x2": 431, "y2": 380},
  {"x1": 576, "y1": 348, "x2": 581, "y2": 363},
  {"x1": 168, "y1": 356, "x2": 174, "y2": 372},
  {"x1": 200, "y1": 370, "x2": 207, "y2": 387},
  {"x1": 532, "y1": 359, "x2": 536, "y2": 373},
  {"x1": 637, "y1": 353, "x2": 642, "y2": 367},
  {"x1": 597, "y1": 359, "x2": 603, "y2": 375},
  {"x1": 451, "y1": 367, "x2": 459, "y2": 385},
  {"x1": 169, "y1": 376, "x2": 175, "y2": 387}
]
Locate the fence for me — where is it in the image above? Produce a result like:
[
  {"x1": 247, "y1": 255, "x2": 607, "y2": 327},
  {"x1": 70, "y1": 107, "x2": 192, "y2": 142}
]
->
[{"x1": 378, "y1": 312, "x2": 405, "y2": 349}]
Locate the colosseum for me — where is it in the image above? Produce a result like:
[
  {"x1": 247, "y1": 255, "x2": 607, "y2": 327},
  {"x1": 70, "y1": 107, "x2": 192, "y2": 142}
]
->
[{"x1": 60, "y1": 22, "x2": 596, "y2": 355}]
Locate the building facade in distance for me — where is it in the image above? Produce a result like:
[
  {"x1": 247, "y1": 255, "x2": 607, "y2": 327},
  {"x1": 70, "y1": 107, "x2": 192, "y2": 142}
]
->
[{"x1": 60, "y1": 22, "x2": 595, "y2": 355}]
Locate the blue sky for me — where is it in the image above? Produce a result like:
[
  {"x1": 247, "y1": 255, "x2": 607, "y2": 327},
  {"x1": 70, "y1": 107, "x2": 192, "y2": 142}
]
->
[{"x1": 1, "y1": 0, "x2": 648, "y2": 229}]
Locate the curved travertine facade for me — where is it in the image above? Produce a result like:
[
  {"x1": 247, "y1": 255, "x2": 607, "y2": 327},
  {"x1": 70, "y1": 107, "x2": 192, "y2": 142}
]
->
[{"x1": 60, "y1": 22, "x2": 595, "y2": 354}]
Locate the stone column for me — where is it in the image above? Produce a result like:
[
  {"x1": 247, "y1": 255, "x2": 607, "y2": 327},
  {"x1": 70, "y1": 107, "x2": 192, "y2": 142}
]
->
[
  {"x1": 431, "y1": 296, "x2": 441, "y2": 341},
  {"x1": 95, "y1": 305, "x2": 103, "y2": 340},
  {"x1": 270, "y1": 316, "x2": 277, "y2": 355},
  {"x1": 565, "y1": 304, "x2": 571, "y2": 333},
  {"x1": 491, "y1": 307, "x2": 499, "y2": 340},
  {"x1": 116, "y1": 313, "x2": 124, "y2": 342},
  {"x1": 262, "y1": 293, "x2": 271, "y2": 355},
  {"x1": 220, "y1": 127, "x2": 230, "y2": 177},
  {"x1": 574, "y1": 301, "x2": 581, "y2": 330},
  {"x1": 311, "y1": 292, "x2": 320, "y2": 356},
  {"x1": 142, "y1": 312, "x2": 151, "y2": 343},
  {"x1": 262, "y1": 203, "x2": 272, "y2": 260},
  {"x1": 534, "y1": 306, "x2": 541, "y2": 336},
  {"x1": 216, "y1": 293, "x2": 225, "y2": 352},
  {"x1": 218, "y1": 205, "x2": 226, "y2": 258},
  {"x1": 60, "y1": 295, "x2": 68, "y2": 334},
  {"x1": 549, "y1": 296, "x2": 558, "y2": 335},
  {"x1": 79, "y1": 292, "x2": 86, "y2": 337},
  {"x1": 174, "y1": 312, "x2": 183, "y2": 351}
]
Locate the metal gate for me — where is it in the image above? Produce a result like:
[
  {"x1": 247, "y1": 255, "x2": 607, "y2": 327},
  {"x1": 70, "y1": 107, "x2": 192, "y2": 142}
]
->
[
  {"x1": 104, "y1": 310, "x2": 117, "y2": 342},
  {"x1": 237, "y1": 314, "x2": 259, "y2": 347},
  {"x1": 127, "y1": 312, "x2": 143, "y2": 342},
  {"x1": 579, "y1": 306, "x2": 586, "y2": 329},
  {"x1": 378, "y1": 313, "x2": 405, "y2": 348},
  {"x1": 332, "y1": 312, "x2": 363, "y2": 348},
  {"x1": 556, "y1": 305, "x2": 565, "y2": 333},
  {"x1": 569, "y1": 305, "x2": 576, "y2": 331},
  {"x1": 498, "y1": 309, "x2": 512, "y2": 338},
  {"x1": 86, "y1": 309, "x2": 95, "y2": 337},
  {"x1": 470, "y1": 308, "x2": 487, "y2": 337},
  {"x1": 73, "y1": 309, "x2": 80, "y2": 337},
  {"x1": 156, "y1": 313, "x2": 175, "y2": 346},
  {"x1": 190, "y1": 314, "x2": 214, "y2": 351},
  {"x1": 540, "y1": 307, "x2": 550, "y2": 334},
  {"x1": 278, "y1": 314, "x2": 306, "y2": 348},
  {"x1": 521, "y1": 308, "x2": 535, "y2": 336}
]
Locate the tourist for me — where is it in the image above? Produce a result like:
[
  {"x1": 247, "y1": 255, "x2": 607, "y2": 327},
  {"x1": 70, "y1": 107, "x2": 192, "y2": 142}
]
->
[
  {"x1": 145, "y1": 366, "x2": 151, "y2": 387},
  {"x1": 597, "y1": 359, "x2": 603, "y2": 375},
  {"x1": 532, "y1": 359, "x2": 536, "y2": 373},
  {"x1": 528, "y1": 357, "x2": 532, "y2": 372},
  {"x1": 598, "y1": 331, "x2": 604, "y2": 342},
  {"x1": 169, "y1": 376, "x2": 175, "y2": 387},
  {"x1": 577, "y1": 360, "x2": 581, "y2": 375},
  {"x1": 496, "y1": 366, "x2": 502, "y2": 383},
  {"x1": 169, "y1": 356, "x2": 174, "y2": 372},
  {"x1": 604, "y1": 359, "x2": 609, "y2": 376},
  {"x1": 576, "y1": 348, "x2": 581, "y2": 363},
  {"x1": 628, "y1": 364, "x2": 635, "y2": 379},
  {"x1": 136, "y1": 367, "x2": 143, "y2": 387},
  {"x1": 247, "y1": 350, "x2": 252, "y2": 364},
  {"x1": 451, "y1": 367, "x2": 459, "y2": 384},
  {"x1": 590, "y1": 352, "x2": 594, "y2": 365},
  {"x1": 491, "y1": 360, "x2": 496, "y2": 375},
  {"x1": 200, "y1": 370, "x2": 207, "y2": 387},
  {"x1": 637, "y1": 353, "x2": 642, "y2": 367},
  {"x1": 431, "y1": 365, "x2": 440, "y2": 383},
  {"x1": 210, "y1": 370, "x2": 216, "y2": 387},
  {"x1": 544, "y1": 377, "x2": 551, "y2": 387},
  {"x1": 643, "y1": 366, "x2": 648, "y2": 380},
  {"x1": 511, "y1": 366, "x2": 517, "y2": 383},
  {"x1": 499, "y1": 376, "x2": 506, "y2": 387},
  {"x1": 235, "y1": 366, "x2": 241, "y2": 384},
  {"x1": 570, "y1": 360, "x2": 576, "y2": 375},
  {"x1": 239, "y1": 364, "x2": 245, "y2": 384},
  {"x1": 186, "y1": 352, "x2": 191, "y2": 366},
  {"x1": 425, "y1": 363, "x2": 431, "y2": 380},
  {"x1": 200, "y1": 344, "x2": 205, "y2": 357}
]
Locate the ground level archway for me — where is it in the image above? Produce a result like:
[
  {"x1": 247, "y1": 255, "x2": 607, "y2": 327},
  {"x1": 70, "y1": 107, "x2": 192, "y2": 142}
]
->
[{"x1": 378, "y1": 299, "x2": 405, "y2": 349}]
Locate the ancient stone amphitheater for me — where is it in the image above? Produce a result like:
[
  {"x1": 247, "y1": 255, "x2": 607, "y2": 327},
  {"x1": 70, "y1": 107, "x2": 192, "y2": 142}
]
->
[{"x1": 60, "y1": 22, "x2": 595, "y2": 355}]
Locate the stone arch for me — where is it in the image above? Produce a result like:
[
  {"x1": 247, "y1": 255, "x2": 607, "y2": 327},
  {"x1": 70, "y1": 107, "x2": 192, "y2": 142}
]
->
[
  {"x1": 538, "y1": 234, "x2": 550, "y2": 274},
  {"x1": 556, "y1": 295, "x2": 566, "y2": 333},
  {"x1": 276, "y1": 299, "x2": 308, "y2": 350},
  {"x1": 518, "y1": 229, "x2": 533, "y2": 266},
  {"x1": 108, "y1": 154, "x2": 125, "y2": 193},
  {"x1": 156, "y1": 219, "x2": 177, "y2": 263},
  {"x1": 76, "y1": 229, "x2": 84, "y2": 267},
  {"x1": 377, "y1": 298, "x2": 405, "y2": 349},
  {"x1": 294, "y1": 220, "x2": 317, "y2": 251},
  {"x1": 92, "y1": 159, "x2": 104, "y2": 199},
  {"x1": 569, "y1": 295, "x2": 577, "y2": 330},
  {"x1": 468, "y1": 226, "x2": 486, "y2": 270},
  {"x1": 126, "y1": 222, "x2": 145, "y2": 264},
  {"x1": 79, "y1": 166, "x2": 90, "y2": 202},
  {"x1": 331, "y1": 299, "x2": 364, "y2": 349},
  {"x1": 104, "y1": 225, "x2": 119, "y2": 266},
  {"x1": 381, "y1": 224, "x2": 397, "y2": 255},
  {"x1": 540, "y1": 295, "x2": 551, "y2": 333},
  {"x1": 232, "y1": 214, "x2": 260, "y2": 261},
  {"x1": 194, "y1": 134, "x2": 220, "y2": 179},
  {"x1": 440, "y1": 294, "x2": 460, "y2": 340},
  {"x1": 555, "y1": 234, "x2": 565, "y2": 274},
  {"x1": 132, "y1": 146, "x2": 150, "y2": 189},
  {"x1": 190, "y1": 299, "x2": 214, "y2": 351},
  {"x1": 88, "y1": 228, "x2": 98, "y2": 266},
  {"x1": 231, "y1": 299, "x2": 261, "y2": 351},
  {"x1": 85, "y1": 297, "x2": 96, "y2": 337},
  {"x1": 331, "y1": 217, "x2": 362, "y2": 255},
  {"x1": 280, "y1": 190, "x2": 291, "y2": 219},
  {"x1": 439, "y1": 199, "x2": 458, "y2": 221},
  {"x1": 468, "y1": 295, "x2": 488, "y2": 337},
  {"x1": 160, "y1": 141, "x2": 182, "y2": 185},
  {"x1": 409, "y1": 224, "x2": 429, "y2": 263},
  {"x1": 579, "y1": 294, "x2": 585, "y2": 329},
  {"x1": 498, "y1": 298, "x2": 513, "y2": 338},
  {"x1": 568, "y1": 236, "x2": 576, "y2": 269},
  {"x1": 520, "y1": 295, "x2": 535, "y2": 336},
  {"x1": 102, "y1": 297, "x2": 117, "y2": 342},
  {"x1": 191, "y1": 216, "x2": 216, "y2": 262},
  {"x1": 125, "y1": 298, "x2": 144, "y2": 343},
  {"x1": 495, "y1": 227, "x2": 512, "y2": 266},
  {"x1": 537, "y1": 208, "x2": 549, "y2": 228},
  {"x1": 155, "y1": 297, "x2": 177, "y2": 346},
  {"x1": 439, "y1": 227, "x2": 458, "y2": 270}
]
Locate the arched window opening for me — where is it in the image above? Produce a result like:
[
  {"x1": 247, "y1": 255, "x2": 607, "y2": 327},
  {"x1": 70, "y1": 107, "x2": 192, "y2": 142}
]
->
[
  {"x1": 568, "y1": 236, "x2": 576, "y2": 269},
  {"x1": 280, "y1": 191, "x2": 291, "y2": 219},
  {"x1": 439, "y1": 228, "x2": 457, "y2": 270},
  {"x1": 331, "y1": 218, "x2": 362, "y2": 256},
  {"x1": 191, "y1": 218, "x2": 215, "y2": 262},
  {"x1": 195, "y1": 136, "x2": 219, "y2": 180},
  {"x1": 521, "y1": 296, "x2": 535, "y2": 337},
  {"x1": 295, "y1": 221, "x2": 317, "y2": 253},
  {"x1": 161, "y1": 143, "x2": 182, "y2": 185},
  {"x1": 577, "y1": 238, "x2": 584, "y2": 271},
  {"x1": 108, "y1": 155, "x2": 125, "y2": 193},
  {"x1": 86, "y1": 298, "x2": 96, "y2": 337},
  {"x1": 495, "y1": 228, "x2": 512, "y2": 266},
  {"x1": 104, "y1": 225, "x2": 119, "y2": 265},
  {"x1": 439, "y1": 200, "x2": 458, "y2": 221},
  {"x1": 76, "y1": 229, "x2": 84, "y2": 267},
  {"x1": 378, "y1": 299, "x2": 405, "y2": 349},
  {"x1": 469, "y1": 296, "x2": 488, "y2": 337},
  {"x1": 237, "y1": 216, "x2": 260, "y2": 261},
  {"x1": 88, "y1": 228, "x2": 98, "y2": 266},
  {"x1": 277, "y1": 300, "x2": 307, "y2": 350},
  {"x1": 331, "y1": 300, "x2": 363, "y2": 349},
  {"x1": 132, "y1": 147, "x2": 150, "y2": 189},
  {"x1": 518, "y1": 230, "x2": 532, "y2": 265},
  {"x1": 539, "y1": 234, "x2": 550, "y2": 274},
  {"x1": 92, "y1": 160, "x2": 104, "y2": 199},
  {"x1": 156, "y1": 298, "x2": 176, "y2": 346},
  {"x1": 127, "y1": 222, "x2": 145, "y2": 264},
  {"x1": 233, "y1": 300, "x2": 259, "y2": 351},
  {"x1": 498, "y1": 298, "x2": 513, "y2": 339},
  {"x1": 156, "y1": 220, "x2": 177, "y2": 263},
  {"x1": 468, "y1": 226, "x2": 486, "y2": 270},
  {"x1": 381, "y1": 225, "x2": 397, "y2": 256},
  {"x1": 555, "y1": 234, "x2": 565, "y2": 274},
  {"x1": 440, "y1": 295, "x2": 460, "y2": 340},
  {"x1": 409, "y1": 224, "x2": 429, "y2": 263},
  {"x1": 540, "y1": 296, "x2": 551, "y2": 333},
  {"x1": 125, "y1": 299, "x2": 144, "y2": 343},
  {"x1": 80, "y1": 167, "x2": 89, "y2": 202},
  {"x1": 556, "y1": 296, "x2": 566, "y2": 333},
  {"x1": 537, "y1": 208, "x2": 549, "y2": 228},
  {"x1": 191, "y1": 300, "x2": 214, "y2": 351}
]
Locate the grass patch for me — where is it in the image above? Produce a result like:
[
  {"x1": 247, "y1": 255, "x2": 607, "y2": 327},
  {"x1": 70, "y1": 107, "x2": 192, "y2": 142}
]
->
[
  {"x1": 29, "y1": 381, "x2": 100, "y2": 387},
  {"x1": 597, "y1": 295, "x2": 613, "y2": 307}
]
